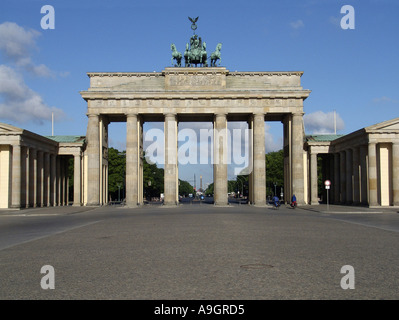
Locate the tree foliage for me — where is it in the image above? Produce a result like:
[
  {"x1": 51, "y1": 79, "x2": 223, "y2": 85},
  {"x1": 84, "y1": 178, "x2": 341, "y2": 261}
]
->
[{"x1": 265, "y1": 149, "x2": 284, "y2": 196}]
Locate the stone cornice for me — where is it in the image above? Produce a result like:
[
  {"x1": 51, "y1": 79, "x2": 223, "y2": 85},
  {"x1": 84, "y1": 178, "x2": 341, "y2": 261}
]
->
[
  {"x1": 86, "y1": 70, "x2": 304, "y2": 78},
  {"x1": 80, "y1": 90, "x2": 311, "y2": 100}
]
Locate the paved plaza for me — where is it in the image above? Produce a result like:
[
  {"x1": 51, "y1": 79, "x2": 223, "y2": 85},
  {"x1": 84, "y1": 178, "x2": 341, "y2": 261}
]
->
[{"x1": 0, "y1": 203, "x2": 399, "y2": 300}]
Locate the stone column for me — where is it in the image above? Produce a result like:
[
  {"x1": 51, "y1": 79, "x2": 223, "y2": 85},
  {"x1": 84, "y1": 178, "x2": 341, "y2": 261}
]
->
[
  {"x1": 11, "y1": 145, "x2": 21, "y2": 208},
  {"x1": 333, "y1": 153, "x2": 340, "y2": 204},
  {"x1": 360, "y1": 145, "x2": 368, "y2": 205},
  {"x1": 51, "y1": 154, "x2": 56, "y2": 206},
  {"x1": 73, "y1": 154, "x2": 81, "y2": 206},
  {"x1": 57, "y1": 157, "x2": 61, "y2": 206},
  {"x1": 291, "y1": 113, "x2": 305, "y2": 204},
  {"x1": 213, "y1": 113, "x2": 228, "y2": 206},
  {"x1": 126, "y1": 113, "x2": 139, "y2": 207},
  {"x1": 352, "y1": 147, "x2": 360, "y2": 205},
  {"x1": 340, "y1": 151, "x2": 346, "y2": 204},
  {"x1": 29, "y1": 148, "x2": 37, "y2": 207},
  {"x1": 368, "y1": 142, "x2": 378, "y2": 206},
  {"x1": 164, "y1": 113, "x2": 178, "y2": 206},
  {"x1": 45, "y1": 153, "x2": 50, "y2": 207},
  {"x1": 310, "y1": 151, "x2": 319, "y2": 205},
  {"x1": 392, "y1": 142, "x2": 399, "y2": 206},
  {"x1": 24, "y1": 147, "x2": 30, "y2": 208},
  {"x1": 37, "y1": 151, "x2": 44, "y2": 207},
  {"x1": 253, "y1": 113, "x2": 266, "y2": 206},
  {"x1": 345, "y1": 149, "x2": 353, "y2": 204},
  {"x1": 86, "y1": 114, "x2": 100, "y2": 206}
]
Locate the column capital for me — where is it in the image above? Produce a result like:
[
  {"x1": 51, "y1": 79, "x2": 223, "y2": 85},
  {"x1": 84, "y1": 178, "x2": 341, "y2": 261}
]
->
[
  {"x1": 86, "y1": 113, "x2": 99, "y2": 118},
  {"x1": 164, "y1": 112, "x2": 177, "y2": 117},
  {"x1": 214, "y1": 113, "x2": 227, "y2": 118}
]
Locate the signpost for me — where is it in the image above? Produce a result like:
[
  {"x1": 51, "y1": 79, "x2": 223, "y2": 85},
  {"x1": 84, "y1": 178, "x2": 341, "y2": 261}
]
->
[{"x1": 324, "y1": 180, "x2": 331, "y2": 211}]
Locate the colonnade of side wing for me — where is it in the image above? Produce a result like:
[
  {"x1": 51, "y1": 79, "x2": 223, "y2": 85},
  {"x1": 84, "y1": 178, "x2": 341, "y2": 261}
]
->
[{"x1": 85, "y1": 111, "x2": 306, "y2": 207}]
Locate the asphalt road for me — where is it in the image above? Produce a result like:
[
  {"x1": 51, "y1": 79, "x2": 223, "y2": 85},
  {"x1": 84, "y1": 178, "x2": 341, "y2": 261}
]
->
[{"x1": 0, "y1": 203, "x2": 398, "y2": 300}]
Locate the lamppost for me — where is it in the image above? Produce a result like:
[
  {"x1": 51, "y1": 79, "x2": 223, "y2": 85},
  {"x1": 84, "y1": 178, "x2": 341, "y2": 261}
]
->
[{"x1": 273, "y1": 182, "x2": 277, "y2": 197}]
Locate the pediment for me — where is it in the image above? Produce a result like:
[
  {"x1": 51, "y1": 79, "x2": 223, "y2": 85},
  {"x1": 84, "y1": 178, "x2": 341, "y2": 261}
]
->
[
  {"x1": 0, "y1": 123, "x2": 23, "y2": 134},
  {"x1": 365, "y1": 118, "x2": 399, "y2": 132}
]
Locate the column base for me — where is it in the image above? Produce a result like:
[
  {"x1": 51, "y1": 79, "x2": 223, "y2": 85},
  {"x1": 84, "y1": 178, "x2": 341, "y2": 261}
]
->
[
  {"x1": 310, "y1": 202, "x2": 320, "y2": 205},
  {"x1": 73, "y1": 203, "x2": 82, "y2": 207},
  {"x1": 86, "y1": 202, "x2": 100, "y2": 207}
]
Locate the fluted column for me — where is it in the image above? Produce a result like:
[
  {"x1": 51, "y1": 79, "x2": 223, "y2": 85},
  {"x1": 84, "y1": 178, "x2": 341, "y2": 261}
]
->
[
  {"x1": 57, "y1": 157, "x2": 61, "y2": 206},
  {"x1": 291, "y1": 113, "x2": 305, "y2": 204},
  {"x1": 86, "y1": 114, "x2": 100, "y2": 206},
  {"x1": 352, "y1": 147, "x2": 360, "y2": 205},
  {"x1": 368, "y1": 143, "x2": 378, "y2": 206},
  {"x1": 333, "y1": 153, "x2": 340, "y2": 204},
  {"x1": 213, "y1": 113, "x2": 228, "y2": 206},
  {"x1": 11, "y1": 145, "x2": 21, "y2": 208},
  {"x1": 346, "y1": 149, "x2": 353, "y2": 204},
  {"x1": 45, "y1": 153, "x2": 50, "y2": 207},
  {"x1": 253, "y1": 113, "x2": 266, "y2": 206},
  {"x1": 164, "y1": 113, "x2": 178, "y2": 206},
  {"x1": 51, "y1": 154, "x2": 56, "y2": 206},
  {"x1": 73, "y1": 154, "x2": 82, "y2": 206},
  {"x1": 126, "y1": 113, "x2": 139, "y2": 207},
  {"x1": 392, "y1": 143, "x2": 399, "y2": 206},
  {"x1": 340, "y1": 150, "x2": 346, "y2": 204},
  {"x1": 37, "y1": 151, "x2": 44, "y2": 207},
  {"x1": 29, "y1": 148, "x2": 37, "y2": 207},
  {"x1": 24, "y1": 147, "x2": 30, "y2": 208},
  {"x1": 360, "y1": 145, "x2": 368, "y2": 205},
  {"x1": 310, "y1": 151, "x2": 319, "y2": 205}
]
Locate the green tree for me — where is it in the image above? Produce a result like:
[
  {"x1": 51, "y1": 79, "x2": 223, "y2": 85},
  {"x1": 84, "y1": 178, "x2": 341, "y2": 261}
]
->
[
  {"x1": 179, "y1": 179, "x2": 194, "y2": 197},
  {"x1": 265, "y1": 149, "x2": 284, "y2": 197},
  {"x1": 108, "y1": 148, "x2": 126, "y2": 201}
]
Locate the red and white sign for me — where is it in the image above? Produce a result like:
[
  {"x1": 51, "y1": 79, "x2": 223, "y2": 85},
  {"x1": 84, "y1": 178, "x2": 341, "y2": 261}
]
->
[{"x1": 324, "y1": 180, "x2": 331, "y2": 189}]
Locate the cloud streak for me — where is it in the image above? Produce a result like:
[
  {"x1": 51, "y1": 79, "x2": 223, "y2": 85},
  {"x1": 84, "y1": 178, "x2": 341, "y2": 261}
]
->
[
  {"x1": 0, "y1": 22, "x2": 52, "y2": 77},
  {"x1": 0, "y1": 65, "x2": 65, "y2": 124},
  {"x1": 304, "y1": 111, "x2": 344, "y2": 134}
]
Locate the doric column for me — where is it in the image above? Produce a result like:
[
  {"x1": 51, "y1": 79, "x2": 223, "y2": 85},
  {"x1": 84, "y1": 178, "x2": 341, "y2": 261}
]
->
[
  {"x1": 65, "y1": 159, "x2": 69, "y2": 205},
  {"x1": 392, "y1": 142, "x2": 399, "y2": 206},
  {"x1": 352, "y1": 147, "x2": 360, "y2": 205},
  {"x1": 291, "y1": 113, "x2": 305, "y2": 204},
  {"x1": 24, "y1": 147, "x2": 30, "y2": 208},
  {"x1": 38, "y1": 151, "x2": 44, "y2": 207},
  {"x1": 51, "y1": 154, "x2": 56, "y2": 206},
  {"x1": 360, "y1": 145, "x2": 368, "y2": 205},
  {"x1": 164, "y1": 113, "x2": 178, "y2": 206},
  {"x1": 126, "y1": 113, "x2": 139, "y2": 207},
  {"x1": 45, "y1": 153, "x2": 50, "y2": 207},
  {"x1": 345, "y1": 149, "x2": 353, "y2": 204},
  {"x1": 333, "y1": 153, "x2": 340, "y2": 204},
  {"x1": 368, "y1": 142, "x2": 378, "y2": 206},
  {"x1": 253, "y1": 113, "x2": 266, "y2": 206},
  {"x1": 213, "y1": 113, "x2": 228, "y2": 206},
  {"x1": 86, "y1": 114, "x2": 100, "y2": 206},
  {"x1": 28, "y1": 148, "x2": 37, "y2": 207},
  {"x1": 340, "y1": 150, "x2": 346, "y2": 204},
  {"x1": 57, "y1": 156, "x2": 61, "y2": 206},
  {"x1": 73, "y1": 154, "x2": 82, "y2": 206},
  {"x1": 310, "y1": 151, "x2": 319, "y2": 205},
  {"x1": 11, "y1": 145, "x2": 21, "y2": 208}
]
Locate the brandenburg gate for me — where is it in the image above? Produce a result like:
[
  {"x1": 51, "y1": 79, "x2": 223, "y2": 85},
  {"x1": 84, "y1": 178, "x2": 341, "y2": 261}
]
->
[{"x1": 80, "y1": 67, "x2": 311, "y2": 207}]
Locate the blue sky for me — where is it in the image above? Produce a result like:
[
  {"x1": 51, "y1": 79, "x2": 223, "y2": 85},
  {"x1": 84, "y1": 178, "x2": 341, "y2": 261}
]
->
[{"x1": 1, "y1": 0, "x2": 398, "y2": 187}]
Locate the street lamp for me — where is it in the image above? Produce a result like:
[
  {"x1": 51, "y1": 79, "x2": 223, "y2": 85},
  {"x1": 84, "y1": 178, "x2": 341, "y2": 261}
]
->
[{"x1": 273, "y1": 182, "x2": 277, "y2": 197}]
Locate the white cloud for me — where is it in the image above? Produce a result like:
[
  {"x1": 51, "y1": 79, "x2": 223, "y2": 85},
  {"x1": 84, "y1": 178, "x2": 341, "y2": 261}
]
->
[
  {"x1": 0, "y1": 65, "x2": 65, "y2": 124},
  {"x1": 304, "y1": 111, "x2": 345, "y2": 134},
  {"x1": 0, "y1": 22, "x2": 52, "y2": 77},
  {"x1": 290, "y1": 20, "x2": 305, "y2": 29},
  {"x1": 373, "y1": 96, "x2": 399, "y2": 104}
]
